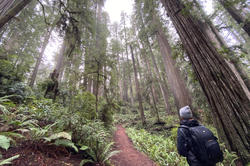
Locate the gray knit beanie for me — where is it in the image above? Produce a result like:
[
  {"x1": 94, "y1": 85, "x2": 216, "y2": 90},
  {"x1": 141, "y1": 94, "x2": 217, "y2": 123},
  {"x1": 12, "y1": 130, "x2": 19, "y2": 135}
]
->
[{"x1": 179, "y1": 106, "x2": 193, "y2": 119}]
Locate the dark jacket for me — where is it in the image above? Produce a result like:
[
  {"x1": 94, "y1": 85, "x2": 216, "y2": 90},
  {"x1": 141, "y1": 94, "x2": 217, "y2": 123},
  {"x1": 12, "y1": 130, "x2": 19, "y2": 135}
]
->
[{"x1": 177, "y1": 119, "x2": 215, "y2": 166}]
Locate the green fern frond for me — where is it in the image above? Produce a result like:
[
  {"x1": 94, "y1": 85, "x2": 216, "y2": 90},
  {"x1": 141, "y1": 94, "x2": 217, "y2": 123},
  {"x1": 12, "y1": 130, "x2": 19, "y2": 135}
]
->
[
  {"x1": 102, "y1": 142, "x2": 114, "y2": 158},
  {"x1": 44, "y1": 132, "x2": 72, "y2": 142},
  {"x1": 80, "y1": 145, "x2": 89, "y2": 151},
  {"x1": 103, "y1": 150, "x2": 120, "y2": 163},
  {"x1": 79, "y1": 159, "x2": 94, "y2": 166},
  {"x1": 54, "y1": 139, "x2": 78, "y2": 152},
  {"x1": 0, "y1": 135, "x2": 11, "y2": 150},
  {"x1": 0, "y1": 154, "x2": 20, "y2": 166},
  {"x1": 0, "y1": 132, "x2": 24, "y2": 139},
  {"x1": 0, "y1": 104, "x2": 10, "y2": 114}
]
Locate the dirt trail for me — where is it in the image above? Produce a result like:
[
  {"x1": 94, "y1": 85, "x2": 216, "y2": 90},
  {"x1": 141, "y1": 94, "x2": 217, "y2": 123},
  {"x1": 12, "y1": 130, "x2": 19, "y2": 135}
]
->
[{"x1": 111, "y1": 125, "x2": 157, "y2": 166}]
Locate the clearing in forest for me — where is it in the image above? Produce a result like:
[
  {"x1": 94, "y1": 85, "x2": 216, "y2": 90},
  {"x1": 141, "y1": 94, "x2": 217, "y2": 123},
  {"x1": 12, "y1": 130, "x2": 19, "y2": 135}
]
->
[{"x1": 111, "y1": 125, "x2": 157, "y2": 166}]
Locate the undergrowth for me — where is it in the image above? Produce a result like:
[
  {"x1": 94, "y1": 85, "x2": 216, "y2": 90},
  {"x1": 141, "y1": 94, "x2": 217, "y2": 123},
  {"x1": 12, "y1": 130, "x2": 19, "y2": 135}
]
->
[
  {"x1": 126, "y1": 126, "x2": 239, "y2": 166},
  {"x1": 0, "y1": 94, "x2": 118, "y2": 165}
]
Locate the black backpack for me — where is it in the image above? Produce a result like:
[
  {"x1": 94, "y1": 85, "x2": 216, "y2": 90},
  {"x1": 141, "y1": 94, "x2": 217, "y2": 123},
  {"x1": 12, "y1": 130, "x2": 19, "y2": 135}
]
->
[{"x1": 180, "y1": 125, "x2": 224, "y2": 164}]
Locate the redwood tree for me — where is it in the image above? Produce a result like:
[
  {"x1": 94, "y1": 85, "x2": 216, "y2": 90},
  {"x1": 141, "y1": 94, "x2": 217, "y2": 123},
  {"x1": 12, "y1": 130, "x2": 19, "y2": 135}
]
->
[
  {"x1": 0, "y1": 0, "x2": 32, "y2": 30},
  {"x1": 130, "y1": 44, "x2": 146, "y2": 125},
  {"x1": 218, "y1": 0, "x2": 250, "y2": 36},
  {"x1": 160, "y1": 0, "x2": 250, "y2": 163}
]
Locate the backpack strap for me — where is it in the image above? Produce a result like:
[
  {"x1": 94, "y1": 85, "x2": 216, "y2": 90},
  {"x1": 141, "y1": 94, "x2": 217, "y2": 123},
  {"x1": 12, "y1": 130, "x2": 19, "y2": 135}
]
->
[{"x1": 179, "y1": 125, "x2": 189, "y2": 129}]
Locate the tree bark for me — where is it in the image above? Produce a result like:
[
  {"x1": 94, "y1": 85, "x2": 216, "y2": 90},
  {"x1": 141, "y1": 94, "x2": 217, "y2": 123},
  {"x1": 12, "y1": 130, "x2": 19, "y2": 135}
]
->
[
  {"x1": 193, "y1": 0, "x2": 250, "y2": 91},
  {"x1": 144, "y1": 53, "x2": 160, "y2": 122},
  {"x1": 218, "y1": 0, "x2": 250, "y2": 36},
  {"x1": 122, "y1": 14, "x2": 134, "y2": 105},
  {"x1": 0, "y1": 0, "x2": 15, "y2": 16},
  {"x1": 141, "y1": 39, "x2": 171, "y2": 114},
  {"x1": 138, "y1": 42, "x2": 160, "y2": 122},
  {"x1": 156, "y1": 27, "x2": 195, "y2": 115},
  {"x1": 122, "y1": 52, "x2": 129, "y2": 102},
  {"x1": 161, "y1": 0, "x2": 250, "y2": 163},
  {"x1": 29, "y1": 26, "x2": 54, "y2": 88},
  {"x1": 0, "y1": 0, "x2": 32, "y2": 30},
  {"x1": 130, "y1": 44, "x2": 146, "y2": 125}
]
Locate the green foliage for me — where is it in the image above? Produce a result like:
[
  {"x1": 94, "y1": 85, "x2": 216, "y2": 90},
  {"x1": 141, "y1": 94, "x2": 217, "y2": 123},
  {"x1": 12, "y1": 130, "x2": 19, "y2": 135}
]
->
[
  {"x1": 44, "y1": 131, "x2": 72, "y2": 142},
  {"x1": 126, "y1": 123, "x2": 240, "y2": 166},
  {"x1": 0, "y1": 155, "x2": 20, "y2": 166},
  {"x1": 0, "y1": 94, "x2": 116, "y2": 165},
  {"x1": 80, "y1": 142, "x2": 119, "y2": 166},
  {"x1": 0, "y1": 135, "x2": 11, "y2": 150},
  {"x1": 72, "y1": 92, "x2": 97, "y2": 120},
  {"x1": 99, "y1": 99, "x2": 119, "y2": 127},
  {"x1": 127, "y1": 127, "x2": 187, "y2": 166},
  {"x1": 54, "y1": 139, "x2": 78, "y2": 152}
]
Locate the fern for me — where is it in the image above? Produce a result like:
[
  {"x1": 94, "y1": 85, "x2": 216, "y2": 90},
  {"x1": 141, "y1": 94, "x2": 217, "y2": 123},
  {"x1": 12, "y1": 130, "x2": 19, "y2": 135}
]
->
[
  {"x1": 79, "y1": 159, "x2": 94, "y2": 166},
  {"x1": 54, "y1": 139, "x2": 78, "y2": 152},
  {"x1": 0, "y1": 155, "x2": 20, "y2": 166},
  {"x1": 0, "y1": 132, "x2": 24, "y2": 139},
  {"x1": 83, "y1": 142, "x2": 119, "y2": 165},
  {"x1": 44, "y1": 132, "x2": 71, "y2": 142},
  {"x1": 0, "y1": 135, "x2": 11, "y2": 150}
]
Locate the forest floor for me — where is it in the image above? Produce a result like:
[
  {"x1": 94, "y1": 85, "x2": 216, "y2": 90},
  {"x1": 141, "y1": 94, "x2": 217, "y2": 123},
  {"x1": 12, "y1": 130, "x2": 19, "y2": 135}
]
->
[
  {"x1": 1, "y1": 125, "x2": 157, "y2": 166},
  {"x1": 111, "y1": 125, "x2": 157, "y2": 166},
  {"x1": 1, "y1": 140, "x2": 83, "y2": 166}
]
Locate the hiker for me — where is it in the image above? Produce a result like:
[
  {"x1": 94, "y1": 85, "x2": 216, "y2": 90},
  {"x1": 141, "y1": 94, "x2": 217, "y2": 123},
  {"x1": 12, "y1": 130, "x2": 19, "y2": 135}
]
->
[{"x1": 177, "y1": 106, "x2": 223, "y2": 166}]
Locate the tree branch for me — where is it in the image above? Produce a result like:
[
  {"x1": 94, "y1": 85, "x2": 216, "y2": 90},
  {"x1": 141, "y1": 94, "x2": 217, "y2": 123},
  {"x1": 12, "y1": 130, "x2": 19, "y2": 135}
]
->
[{"x1": 36, "y1": 0, "x2": 50, "y2": 28}]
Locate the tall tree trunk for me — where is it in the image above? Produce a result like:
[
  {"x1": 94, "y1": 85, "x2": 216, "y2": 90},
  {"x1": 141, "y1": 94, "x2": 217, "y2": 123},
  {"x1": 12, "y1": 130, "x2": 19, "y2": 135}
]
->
[
  {"x1": 0, "y1": 0, "x2": 15, "y2": 16},
  {"x1": 87, "y1": 76, "x2": 93, "y2": 92},
  {"x1": 122, "y1": 14, "x2": 134, "y2": 105},
  {"x1": 161, "y1": 0, "x2": 250, "y2": 163},
  {"x1": 141, "y1": 39, "x2": 171, "y2": 114},
  {"x1": 218, "y1": 0, "x2": 250, "y2": 36},
  {"x1": 55, "y1": 40, "x2": 66, "y2": 74},
  {"x1": 135, "y1": 48, "x2": 143, "y2": 81},
  {"x1": 144, "y1": 52, "x2": 160, "y2": 122},
  {"x1": 122, "y1": 53, "x2": 129, "y2": 102},
  {"x1": 156, "y1": 27, "x2": 195, "y2": 115},
  {"x1": 193, "y1": 0, "x2": 250, "y2": 91},
  {"x1": 130, "y1": 44, "x2": 146, "y2": 125},
  {"x1": 117, "y1": 56, "x2": 123, "y2": 101},
  {"x1": 44, "y1": 36, "x2": 67, "y2": 100},
  {"x1": 0, "y1": 0, "x2": 32, "y2": 30},
  {"x1": 29, "y1": 26, "x2": 54, "y2": 88},
  {"x1": 126, "y1": 54, "x2": 135, "y2": 106},
  {"x1": 95, "y1": 62, "x2": 101, "y2": 113}
]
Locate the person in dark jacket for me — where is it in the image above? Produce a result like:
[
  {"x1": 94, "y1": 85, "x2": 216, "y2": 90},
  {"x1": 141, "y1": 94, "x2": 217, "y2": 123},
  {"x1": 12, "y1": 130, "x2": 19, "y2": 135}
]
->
[{"x1": 177, "y1": 106, "x2": 216, "y2": 166}]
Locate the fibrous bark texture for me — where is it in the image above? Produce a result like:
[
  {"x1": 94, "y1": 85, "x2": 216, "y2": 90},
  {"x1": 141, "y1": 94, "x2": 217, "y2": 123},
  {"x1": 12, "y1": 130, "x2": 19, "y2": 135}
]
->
[
  {"x1": 161, "y1": 0, "x2": 250, "y2": 163},
  {"x1": 156, "y1": 27, "x2": 194, "y2": 113},
  {"x1": 0, "y1": 0, "x2": 32, "y2": 30}
]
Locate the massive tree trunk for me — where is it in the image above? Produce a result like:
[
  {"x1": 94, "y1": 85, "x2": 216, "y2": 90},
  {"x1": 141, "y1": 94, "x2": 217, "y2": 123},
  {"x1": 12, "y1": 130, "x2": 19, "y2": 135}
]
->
[
  {"x1": 130, "y1": 44, "x2": 146, "y2": 125},
  {"x1": 218, "y1": 0, "x2": 250, "y2": 36},
  {"x1": 193, "y1": 0, "x2": 250, "y2": 92},
  {"x1": 156, "y1": 27, "x2": 195, "y2": 115},
  {"x1": 161, "y1": 0, "x2": 250, "y2": 163},
  {"x1": 0, "y1": 0, "x2": 15, "y2": 16},
  {"x1": 0, "y1": 0, "x2": 32, "y2": 30},
  {"x1": 29, "y1": 26, "x2": 54, "y2": 88}
]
